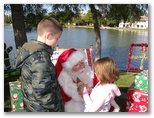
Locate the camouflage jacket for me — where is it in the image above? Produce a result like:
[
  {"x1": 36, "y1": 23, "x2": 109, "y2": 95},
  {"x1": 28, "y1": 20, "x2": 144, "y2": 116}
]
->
[{"x1": 14, "y1": 40, "x2": 64, "y2": 112}]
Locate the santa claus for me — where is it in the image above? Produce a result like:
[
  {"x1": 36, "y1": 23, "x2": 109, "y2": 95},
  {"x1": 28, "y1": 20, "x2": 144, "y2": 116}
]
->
[
  {"x1": 55, "y1": 48, "x2": 98, "y2": 112},
  {"x1": 55, "y1": 48, "x2": 120, "y2": 112}
]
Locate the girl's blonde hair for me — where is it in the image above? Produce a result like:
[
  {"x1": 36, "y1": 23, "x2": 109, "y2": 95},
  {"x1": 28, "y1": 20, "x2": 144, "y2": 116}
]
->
[{"x1": 94, "y1": 57, "x2": 119, "y2": 84}]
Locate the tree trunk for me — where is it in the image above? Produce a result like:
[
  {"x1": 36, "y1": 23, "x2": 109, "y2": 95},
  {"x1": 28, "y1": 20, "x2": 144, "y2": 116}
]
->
[
  {"x1": 89, "y1": 4, "x2": 101, "y2": 61},
  {"x1": 10, "y1": 4, "x2": 27, "y2": 49}
]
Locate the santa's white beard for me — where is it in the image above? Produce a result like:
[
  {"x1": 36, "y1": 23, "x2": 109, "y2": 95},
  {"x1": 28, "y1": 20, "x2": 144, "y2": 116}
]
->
[{"x1": 68, "y1": 65, "x2": 94, "y2": 88}]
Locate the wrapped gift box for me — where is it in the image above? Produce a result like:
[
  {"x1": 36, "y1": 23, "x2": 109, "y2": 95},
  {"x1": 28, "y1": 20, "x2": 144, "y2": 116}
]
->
[
  {"x1": 9, "y1": 81, "x2": 25, "y2": 112},
  {"x1": 126, "y1": 82, "x2": 148, "y2": 112},
  {"x1": 135, "y1": 70, "x2": 148, "y2": 92}
]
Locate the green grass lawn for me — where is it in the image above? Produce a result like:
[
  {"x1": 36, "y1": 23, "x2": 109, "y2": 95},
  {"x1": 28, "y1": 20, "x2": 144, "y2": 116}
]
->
[
  {"x1": 4, "y1": 69, "x2": 139, "y2": 112},
  {"x1": 116, "y1": 70, "x2": 138, "y2": 87}
]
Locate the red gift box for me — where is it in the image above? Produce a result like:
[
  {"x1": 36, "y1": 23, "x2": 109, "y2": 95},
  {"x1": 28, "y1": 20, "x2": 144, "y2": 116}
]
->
[{"x1": 126, "y1": 82, "x2": 148, "y2": 112}]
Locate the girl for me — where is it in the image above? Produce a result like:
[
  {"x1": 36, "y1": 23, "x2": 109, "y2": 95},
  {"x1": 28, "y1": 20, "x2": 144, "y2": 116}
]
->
[{"x1": 82, "y1": 57, "x2": 121, "y2": 112}]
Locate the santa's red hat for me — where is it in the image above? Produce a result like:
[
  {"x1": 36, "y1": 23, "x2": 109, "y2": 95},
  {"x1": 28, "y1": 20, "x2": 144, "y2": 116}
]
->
[{"x1": 55, "y1": 48, "x2": 86, "y2": 79}]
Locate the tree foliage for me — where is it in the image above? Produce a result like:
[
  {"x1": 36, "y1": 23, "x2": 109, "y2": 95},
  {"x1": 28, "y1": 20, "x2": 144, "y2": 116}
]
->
[
  {"x1": 48, "y1": 9, "x2": 76, "y2": 25},
  {"x1": 23, "y1": 4, "x2": 47, "y2": 32},
  {"x1": 105, "y1": 4, "x2": 148, "y2": 27},
  {"x1": 84, "y1": 10, "x2": 93, "y2": 25},
  {"x1": 4, "y1": 15, "x2": 12, "y2": 24}
]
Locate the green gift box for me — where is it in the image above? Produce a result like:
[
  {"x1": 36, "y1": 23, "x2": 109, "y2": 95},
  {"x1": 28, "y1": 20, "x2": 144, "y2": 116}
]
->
[
  {"x1": 9, "y1": 81, "x2": 25, "y2": 112},
  {"x1": 135, "y1": 70, "x2": 148, "y2": 92}
]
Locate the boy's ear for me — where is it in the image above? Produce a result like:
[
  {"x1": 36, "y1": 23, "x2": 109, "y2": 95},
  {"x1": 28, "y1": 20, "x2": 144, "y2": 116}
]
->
[{"x1": 45, "y1": 32, "x2": 51, "y2": 40}]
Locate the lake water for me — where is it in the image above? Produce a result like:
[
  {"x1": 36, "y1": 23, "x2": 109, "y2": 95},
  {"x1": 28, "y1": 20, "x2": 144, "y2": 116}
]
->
[{"x1": 4, "y1": 25, "x2": 148, "y2": 70}]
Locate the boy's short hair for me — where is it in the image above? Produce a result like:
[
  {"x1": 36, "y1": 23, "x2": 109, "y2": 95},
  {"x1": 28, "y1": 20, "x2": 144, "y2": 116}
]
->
[{"x1": 37, "y1": 17, "x2": 63, "y2": 36}]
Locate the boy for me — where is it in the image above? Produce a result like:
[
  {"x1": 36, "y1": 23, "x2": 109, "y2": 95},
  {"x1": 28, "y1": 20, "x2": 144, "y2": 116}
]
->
[{"x1": 14, "y1": 18, "x2": 64, "y2": 112}]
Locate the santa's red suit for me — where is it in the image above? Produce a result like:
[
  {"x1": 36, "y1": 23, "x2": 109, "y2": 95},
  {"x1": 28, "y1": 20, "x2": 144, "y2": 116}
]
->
[{"x1": 55, "y1": 48, "x2": 98, "y2": 112}]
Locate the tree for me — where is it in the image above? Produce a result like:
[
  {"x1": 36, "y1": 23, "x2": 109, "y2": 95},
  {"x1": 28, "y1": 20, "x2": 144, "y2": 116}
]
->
[
  {"x1": 4, "y1": 15, "x2": 12, "y2": 24},
  {"x1": 10, "y1": 4, "x2": 27, "y2": 49},
  {"x1": 48, "y1": 10, "x2": 75, "y2": 25},
  {"x1": 105, "y1": 4, "x2": 148, "y2": 27},
  {"x1": 84, "y1": 10, "x2": 93, "y2": 26},
  {"x1": 89, "y1": 4, "x2": 101, "y2": 60},
  {"x1": 23, "y1": 4, "x2": 47, "y2": 31}
]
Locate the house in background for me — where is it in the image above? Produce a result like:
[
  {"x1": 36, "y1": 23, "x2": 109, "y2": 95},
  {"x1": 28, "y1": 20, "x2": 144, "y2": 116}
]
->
[
  {"x1": 119, "y1": 16, "x2": 148, "y2": 29},
  {"x1": 119, "y1": 22, "x2": 130, "y2": 28}
]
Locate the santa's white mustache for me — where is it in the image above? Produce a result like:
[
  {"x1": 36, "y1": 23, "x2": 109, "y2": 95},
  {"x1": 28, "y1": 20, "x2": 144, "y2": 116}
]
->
[{"x1": 78, "y1": 68, "x2": 85, "y2": 73}]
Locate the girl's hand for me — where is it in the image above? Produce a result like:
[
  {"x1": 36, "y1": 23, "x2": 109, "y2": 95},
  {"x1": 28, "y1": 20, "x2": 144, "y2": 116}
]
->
[
  {"x1": 84, "y1": 84, "x2": 92, "y2": 93},
  {"x1": 87, "y1": 86, "x2": 92, "y2": 94},
  {"x1": 83, "y1": 84, "x2": 88, "y2": 93},
  {"x1": 81, "y1": 84, "x2": 91, "y2": 96}
]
